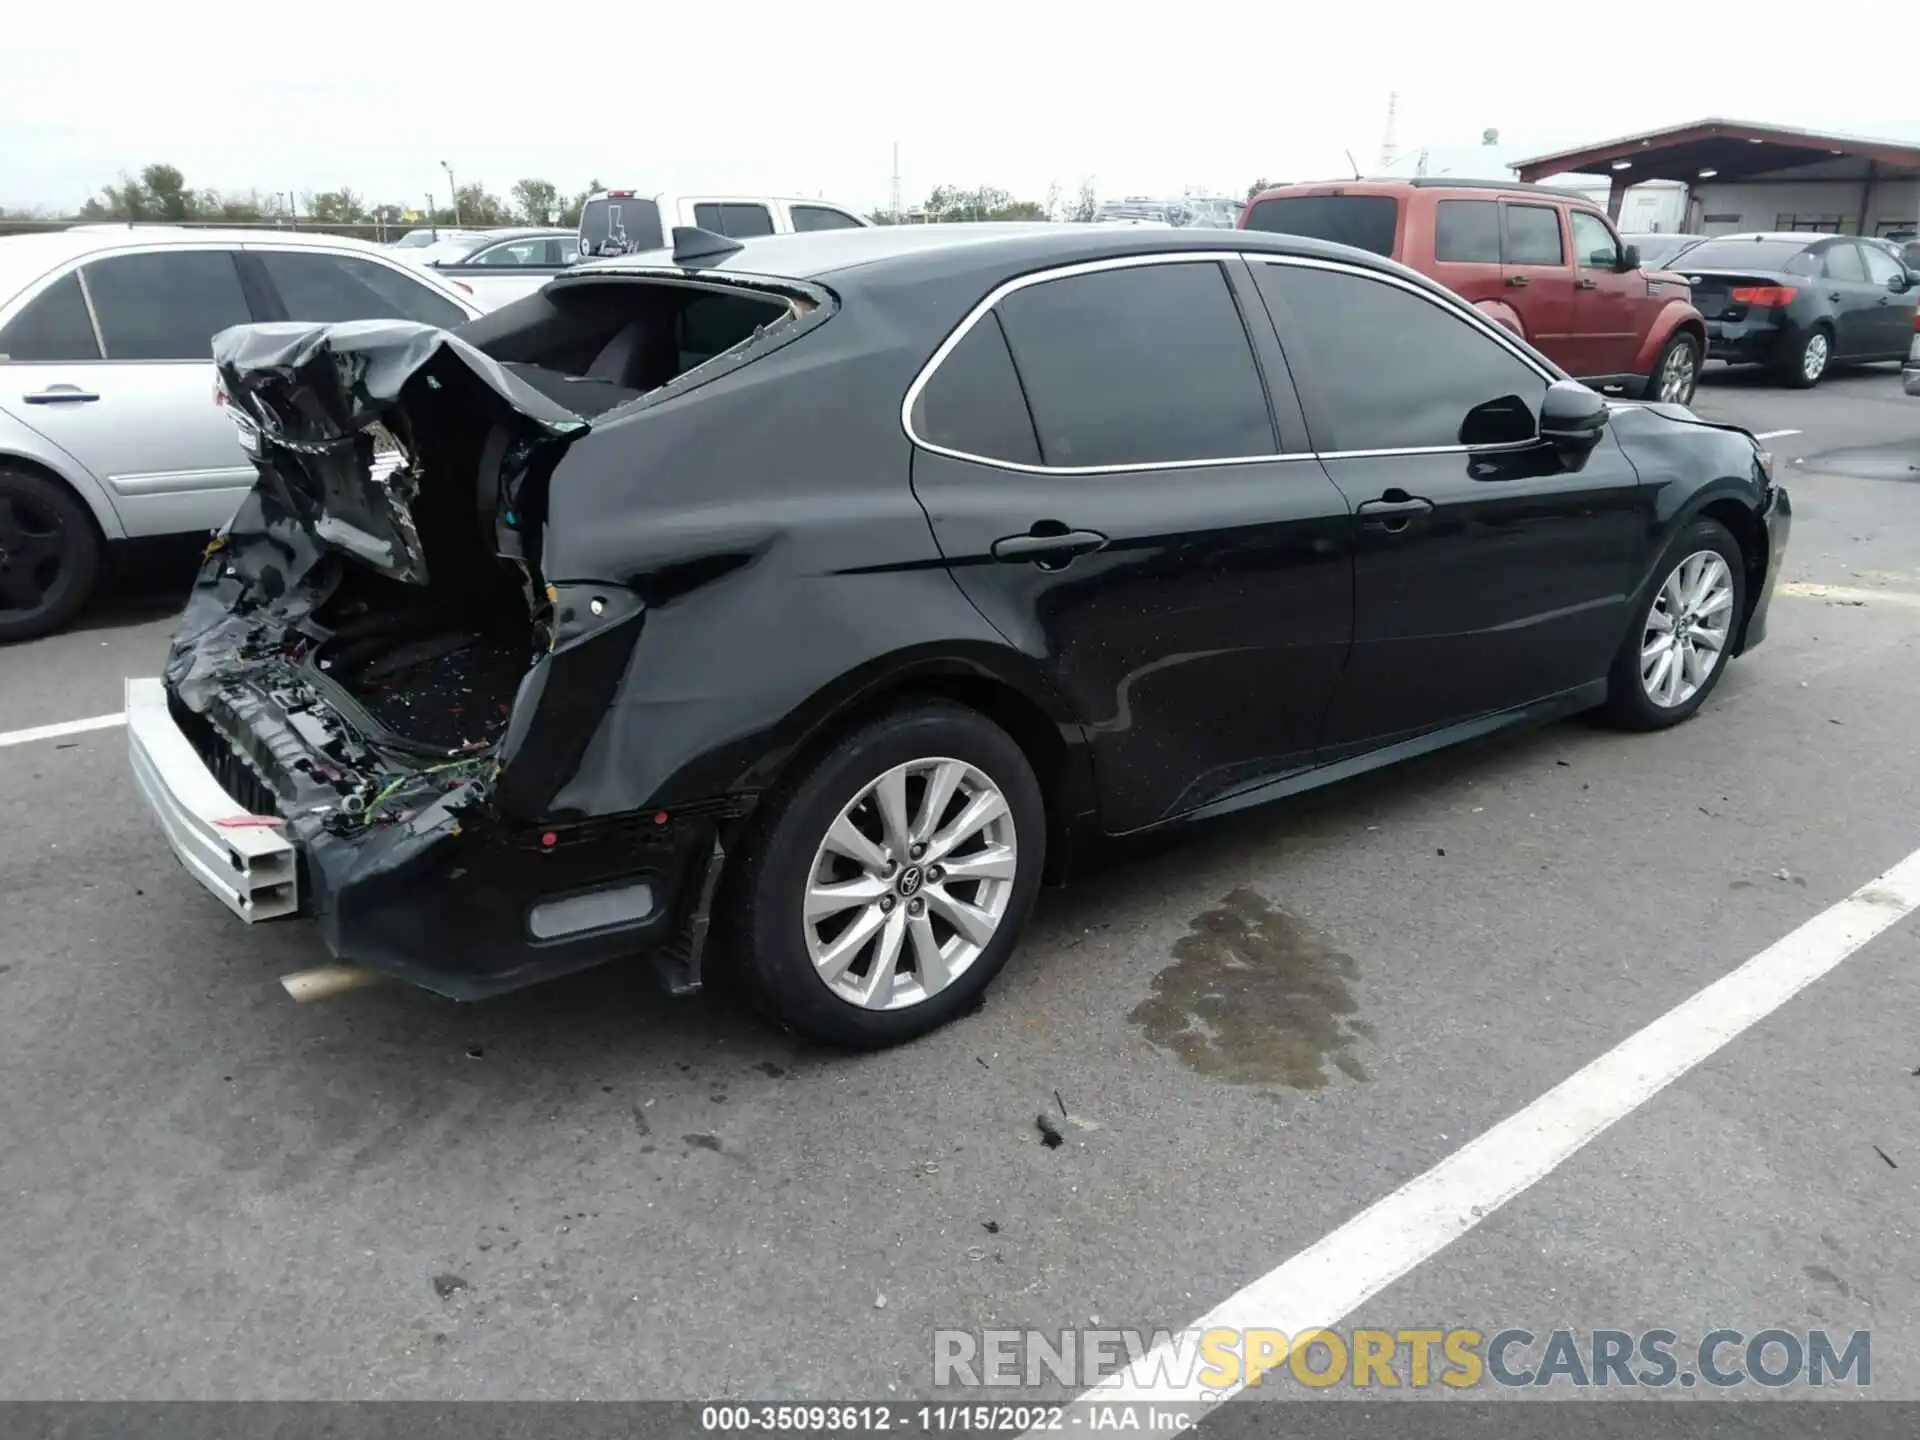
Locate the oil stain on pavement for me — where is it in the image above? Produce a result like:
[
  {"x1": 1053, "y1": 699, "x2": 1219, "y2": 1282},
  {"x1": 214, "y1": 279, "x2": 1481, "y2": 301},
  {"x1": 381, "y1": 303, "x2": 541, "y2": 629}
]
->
[{"x1": 1129, "y1": 886, "x2": 1369, "y2": 1089}]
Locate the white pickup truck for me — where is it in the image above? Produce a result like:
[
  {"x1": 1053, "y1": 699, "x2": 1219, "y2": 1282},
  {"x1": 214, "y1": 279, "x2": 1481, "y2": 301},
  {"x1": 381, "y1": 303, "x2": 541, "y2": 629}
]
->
[{"x1": 576, "y1": 190, "x2": 872, "y2": 258}]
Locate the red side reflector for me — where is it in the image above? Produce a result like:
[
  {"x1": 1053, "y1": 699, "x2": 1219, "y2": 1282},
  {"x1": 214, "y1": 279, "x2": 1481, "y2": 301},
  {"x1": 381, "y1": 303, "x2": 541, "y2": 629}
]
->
[
  {"x1": 540, "y1": 831, "x2": 558, "y2": 849},
  {"x1": 1730, "y1": 285, "x2": 1797, "y2": 307}
]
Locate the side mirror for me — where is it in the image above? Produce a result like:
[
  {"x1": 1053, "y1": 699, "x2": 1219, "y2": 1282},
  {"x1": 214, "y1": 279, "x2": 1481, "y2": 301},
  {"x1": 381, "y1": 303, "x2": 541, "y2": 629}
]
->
[
  {"x1": 1890, "y1": 272, "x2": 1912, "y2": 293},
  {"x1": 1617, "y1": 243, "x2": 1641, "y2": 272},
  {"x1": 1539, "y1": 380, "x2": 1610, "y2": 467}
]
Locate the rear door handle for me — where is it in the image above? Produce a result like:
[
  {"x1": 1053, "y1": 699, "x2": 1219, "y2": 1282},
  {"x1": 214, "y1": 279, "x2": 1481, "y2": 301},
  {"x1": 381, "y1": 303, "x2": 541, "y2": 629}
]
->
[
  {"x1": 1357, "y1": 493, "x2": 1434, "y2": 534},
  {"x1": 1576, "y1": 277, "x2": 1598, "y2": 290},
  {"x1": 1506, "y1": 275, "x2": 1529, "y2": 288},
  {"x1": 991, "y1": 526, "x2": 1109, "y2": 567},
  {"x1": 23, "y1": 386, "x2": 100, "y2": 405},
  {"x1": 1828, "y1": 291, "x2": 1843, "y2": 303}
]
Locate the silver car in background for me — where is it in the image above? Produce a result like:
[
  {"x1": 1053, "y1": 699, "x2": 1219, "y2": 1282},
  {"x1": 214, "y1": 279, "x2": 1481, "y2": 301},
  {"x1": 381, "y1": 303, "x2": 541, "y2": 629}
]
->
[
  {"x1": 0, "y1": 226, "x2": 481, "y2": 641},
  {"x1": 406, "y1": 227, "x2": 582, "y2": 310}
]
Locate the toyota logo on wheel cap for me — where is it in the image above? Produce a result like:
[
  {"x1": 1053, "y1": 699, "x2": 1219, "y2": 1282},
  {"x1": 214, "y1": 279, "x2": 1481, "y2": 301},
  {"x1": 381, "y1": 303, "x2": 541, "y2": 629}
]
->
[{"x1": 897, "y1": 865, "x2": 924, "y2": 898}]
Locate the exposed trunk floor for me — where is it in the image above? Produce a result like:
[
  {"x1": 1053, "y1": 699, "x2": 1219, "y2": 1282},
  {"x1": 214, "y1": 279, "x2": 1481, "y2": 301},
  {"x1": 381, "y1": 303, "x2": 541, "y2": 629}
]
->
[{"x1": 348, "y1": 633, "x2": 527, "y2": 752}]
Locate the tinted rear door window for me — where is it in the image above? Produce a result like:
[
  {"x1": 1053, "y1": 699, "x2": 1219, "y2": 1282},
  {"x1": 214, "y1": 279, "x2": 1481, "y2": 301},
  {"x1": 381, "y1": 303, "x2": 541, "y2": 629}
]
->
[
  {"x1": 912, "y1": 312, "x2": 1041, "y2": 466},
  {"x1": 1242, "y1": 195, "x2": 1398, "y2": 256},
  {"x1": 693, "y1": 203, "x2": 776, "y2": 238},
  {"x1": 1503, "y1": 205, "x2": 1565, "y2": 266},
  {"x1": 1434, "y1": 201, "x2": 1501, "y2": 263},
  {"x1": 258, "y1": 251, "x2": 469, "y2": 328},
  {"x1": 84, "y1": 250, "x2": 252, "y2": 361},
  {"x1": 1255, "y1": 262, "x2": 1547, "y2": 452},
  {"x1": 1823, "y1": 244, "x2": 1868, "y2": 282},
  {"x1": 994, "y1": 261, "x2": 1275, "y2": 467},
  {"x1": 0, "y1": 272, "x2": 100, "y2": 361}
]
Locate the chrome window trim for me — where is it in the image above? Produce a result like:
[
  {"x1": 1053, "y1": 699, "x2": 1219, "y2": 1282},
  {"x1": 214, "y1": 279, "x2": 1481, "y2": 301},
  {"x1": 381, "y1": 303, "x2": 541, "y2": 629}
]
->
[
  {"x1": 73, "y1": 265, "x2": 108, "y2": 358},
  {"x1": 900, "y1": 251, "x2": 1295, "y2": 475},
  {"x1": 900, "y1": 249, "x2": 1563, "y2": 474}
]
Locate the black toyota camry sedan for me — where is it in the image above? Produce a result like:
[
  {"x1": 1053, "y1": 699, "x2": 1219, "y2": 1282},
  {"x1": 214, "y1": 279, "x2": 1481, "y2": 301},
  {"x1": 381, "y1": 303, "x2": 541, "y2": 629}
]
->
[
  {"x1": 1677, "y1": 231, "x2": 1920, "y2": 387},
  {"x1": 128, "y1": 222, "x2": 1789, "y2": 1049}
]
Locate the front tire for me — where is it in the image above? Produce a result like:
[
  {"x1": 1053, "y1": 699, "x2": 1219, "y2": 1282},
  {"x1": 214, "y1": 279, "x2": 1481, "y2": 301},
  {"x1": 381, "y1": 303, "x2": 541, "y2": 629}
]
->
[
  {"x1": 731, "y1": 701, "x2": 1046, "y2": 1049},
  {"x1": 1601, "y1": 517, "x2": 1745, "y2": 731},
  {"x1": 1649, "y1": 331, "x2": 1700, "y2": 406},
  {"x1": 0, "y1": 466, "x2": 102, "y2": 644},
  {"x1": 1781, "y1": 326, "x2": 1831, "y2": 389}
]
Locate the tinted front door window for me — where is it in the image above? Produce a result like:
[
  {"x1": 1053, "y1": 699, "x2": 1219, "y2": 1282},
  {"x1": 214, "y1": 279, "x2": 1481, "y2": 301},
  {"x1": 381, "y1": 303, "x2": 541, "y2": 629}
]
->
[
  {"x1": 993, "y1": 261, "x2": 1274, "y2": 466},
  {"x1": 791, "y1": 205, "x2": 862, "y2": 232},
  {"x1": 1252, "y1": 262, "x2": 1545, "y2": 452},
  {"x1": 84, "y1": 251, "x2": 251, "y2": 361},
  {"x1": 1255, "y1": 259, "x2": 1644, "y2": 746}
]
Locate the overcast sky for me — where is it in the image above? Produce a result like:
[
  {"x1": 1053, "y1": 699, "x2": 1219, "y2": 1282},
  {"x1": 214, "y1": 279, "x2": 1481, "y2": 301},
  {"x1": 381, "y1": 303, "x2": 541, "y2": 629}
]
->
[{"x1": 3, "y1": 4, "x2": 1914, "y2": 215}]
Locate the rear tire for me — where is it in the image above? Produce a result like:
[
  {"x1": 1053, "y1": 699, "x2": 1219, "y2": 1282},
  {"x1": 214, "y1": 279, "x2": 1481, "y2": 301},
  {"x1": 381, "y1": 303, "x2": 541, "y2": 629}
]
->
[
  {"x1": 729, "y1": 701, "x2": 1046, "y2": 1050},
  {"x1": 1648, "y1": 331, "x2": 1700, "y2": 405},
  {"x1": 0, "y1": 467, "x2": 101, "y2": 644},
  {"x1": 1780, "y1": 326, "x2": 1831, "y2": 389},
  {"x1": 1601, "y1": 517, "x2": 1745, "y2": 731}
]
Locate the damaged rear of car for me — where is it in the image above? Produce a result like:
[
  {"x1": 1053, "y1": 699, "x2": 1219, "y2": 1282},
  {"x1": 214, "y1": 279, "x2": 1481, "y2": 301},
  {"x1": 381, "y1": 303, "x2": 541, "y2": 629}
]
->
[{"x1": 129, "y1": 256, "x2": 844, "y2": 1002}]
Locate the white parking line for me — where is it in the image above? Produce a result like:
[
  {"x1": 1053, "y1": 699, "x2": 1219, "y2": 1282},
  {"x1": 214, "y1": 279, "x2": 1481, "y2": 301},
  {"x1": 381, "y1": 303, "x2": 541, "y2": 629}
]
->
[
  {"x1": 1754, "y1": 428, "x2": 1802, "y2": 440},
  {"x1": 1060, "y1": 845, "x2": 1920, "y2": 1418},
  {"x1": 0, "y1": 712, "x2": 127, "y2": 749}
]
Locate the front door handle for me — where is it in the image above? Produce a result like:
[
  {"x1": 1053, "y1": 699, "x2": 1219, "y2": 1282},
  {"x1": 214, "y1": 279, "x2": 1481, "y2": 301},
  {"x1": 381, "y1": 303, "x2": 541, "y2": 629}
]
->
[
  {"x1": 23, "y1": 386, "x2": 100, "y2": 405},
  {"x1": 1357, "y1": 492, "x2": 1434, "y2": 534},
  {"x1": 1828, "y1": 291, "x2": 1843, "y2": 303},
  {"x1": 1506, "y1": 275, "x2": 1530, "y2": 288},
  {"x1": 991, "y1": 526, "x2": 1109, "y2": 568},
  {"x1": 1576, "y1": 277, "x2": 1598, "y2": 290}
]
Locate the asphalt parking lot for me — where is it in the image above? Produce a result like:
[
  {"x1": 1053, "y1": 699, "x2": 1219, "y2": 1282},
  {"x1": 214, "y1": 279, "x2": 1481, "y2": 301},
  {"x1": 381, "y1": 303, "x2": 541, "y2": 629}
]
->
[{"x1": 3, "y1": 362, "x2": 1920, "y2": 1409}]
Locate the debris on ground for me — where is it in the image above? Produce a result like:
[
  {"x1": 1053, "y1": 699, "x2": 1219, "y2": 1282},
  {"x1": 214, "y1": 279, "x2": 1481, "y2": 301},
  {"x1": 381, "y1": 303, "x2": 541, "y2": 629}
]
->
[
  {"x1": 431, "y1": 1273, "x2": 468, "y2": 1299},
  {"x1": 1054, "y1": 1089, "x2": 1068, "y2": 1117},
  {"x1": 465, "y1": 1046, "x2": 484, "y2": 1059},
  {"x1": 1036, "y1": 1114, "x2": 1065, "y2": 1149},
  {"x1": 983, "y1": 1221, "x2": 1001, "y2": 1234},
  {"x1": 1874, "y1": 1146, "x2": 1898, "y2": 1170},
  {"x1": 874, "y1": 1294, "x2": 888, "y2": 1310}
]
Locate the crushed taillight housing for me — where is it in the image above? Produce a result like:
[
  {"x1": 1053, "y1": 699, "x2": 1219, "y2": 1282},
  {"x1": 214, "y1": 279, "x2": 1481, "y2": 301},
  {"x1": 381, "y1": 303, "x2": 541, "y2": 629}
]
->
[
  {"x1": 213, "y1": 383, "x2": 228, "y2": 408},
  {"x1": 1730, "y1": 285, "x2": 1797, "y2": 307}
]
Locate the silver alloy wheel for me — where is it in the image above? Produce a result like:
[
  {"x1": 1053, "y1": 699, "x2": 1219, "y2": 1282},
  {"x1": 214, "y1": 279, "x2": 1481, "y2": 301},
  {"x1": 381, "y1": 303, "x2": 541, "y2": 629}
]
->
[
  {"x1": 1802, "y1": 331, "x2": 1830, "y2": 383},
  {"x1": 1658, "y1": 341, "x2": 1697, "y2": 403},
  {"x1": 1641, "y1": 549, "x2": 1735, "y2": 708},
  {"x1": 803, "y1": 756, "x2": 1019, "y2": 1010}
]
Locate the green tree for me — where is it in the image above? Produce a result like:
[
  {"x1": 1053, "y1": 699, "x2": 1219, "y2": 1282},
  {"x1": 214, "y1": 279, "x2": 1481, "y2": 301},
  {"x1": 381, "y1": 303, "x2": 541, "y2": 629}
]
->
[
  {"x1": 1069, "y1": 177, "x2": 1099, "y2": 223},
  {"x1": 558, "y1": 179, "x2": 603, "y2": 229},
  {"x1": 306, "y1": 188, "x2": 367, "y2": 223},
  {"x1": 452, "y1": 182, "x2": 509, "y2": 226},
  {"x1": 511, "y1": 178, "x2": 561, "y2": 225},
  {"x1": 141, "y1": 164, "x2": 195, "y2": 221},
  {"x1": 1244, "y1": 177, "x2": 1274, "y2": 200}
]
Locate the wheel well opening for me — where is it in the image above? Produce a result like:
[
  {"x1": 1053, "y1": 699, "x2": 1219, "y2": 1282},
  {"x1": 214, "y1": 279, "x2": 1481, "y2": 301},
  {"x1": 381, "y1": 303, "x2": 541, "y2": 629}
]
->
[
  {"x1": 1700, "y1": 497, "x2": 1766, "y2": 648},
  {"x1": 0, "y1": 456, "x2": 109, "y2": 547},
  {"x1": 772, "y1": 673, "x2": 1079, "y2": 883}
]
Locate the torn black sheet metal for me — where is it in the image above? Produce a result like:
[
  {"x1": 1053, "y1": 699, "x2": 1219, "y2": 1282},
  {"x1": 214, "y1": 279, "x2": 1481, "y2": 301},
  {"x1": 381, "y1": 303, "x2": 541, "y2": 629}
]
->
[{"x1": 210, "y1": 319, "x2": 588, "y2": 585}]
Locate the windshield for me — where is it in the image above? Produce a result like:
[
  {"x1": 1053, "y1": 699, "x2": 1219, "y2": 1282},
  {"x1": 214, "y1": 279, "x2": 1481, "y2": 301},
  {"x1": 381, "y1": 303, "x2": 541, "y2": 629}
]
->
[
  {"x1": 1243, "y1": 194, "x2": 1399, "y2": 256},
  {"x1": 1675, "y1": 238, "x2": 1813, "y2": 271},
  {"x1": 391, "y1": 231, "x2": 438, "y2": 249},
  {"x1": 579, "y1": 195, "x2": 666, "y2": 258}
]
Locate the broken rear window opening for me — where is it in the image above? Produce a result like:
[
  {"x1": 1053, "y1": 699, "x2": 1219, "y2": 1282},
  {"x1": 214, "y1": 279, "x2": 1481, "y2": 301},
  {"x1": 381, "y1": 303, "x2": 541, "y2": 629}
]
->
[{"x1": 193, "y1": 271, "x2": 810, "y2": 777}]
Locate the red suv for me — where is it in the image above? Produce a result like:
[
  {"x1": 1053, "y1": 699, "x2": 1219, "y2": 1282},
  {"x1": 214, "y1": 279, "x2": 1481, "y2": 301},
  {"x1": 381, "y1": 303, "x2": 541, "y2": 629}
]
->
[{"x1": 1242, "y1": 179, "x2": 1707, "y2": 405}]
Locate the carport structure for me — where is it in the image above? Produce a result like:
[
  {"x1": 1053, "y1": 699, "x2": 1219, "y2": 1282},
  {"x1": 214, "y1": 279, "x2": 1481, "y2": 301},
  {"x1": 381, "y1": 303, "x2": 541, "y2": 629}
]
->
[{"x1": 1513, "y1": 118, "x2": 1920, "y2": 237}]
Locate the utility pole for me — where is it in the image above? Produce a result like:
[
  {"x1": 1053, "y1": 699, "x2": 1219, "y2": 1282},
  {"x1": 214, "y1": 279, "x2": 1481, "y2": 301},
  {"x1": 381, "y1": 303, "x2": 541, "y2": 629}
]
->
[
  {"x1": 1378, "y1": 90, "x2": 1400, "y2": 171},
  {"x1": 426, "y1": 193, "x2": 438, "y2": 238},
  {"x1": 440, "y1": 160, "x2": 461, "y2": 225},
  {"x1": 286, "y1": 191, "x2": 298, "y2": 229},
  {"x1": 889, "y1": 141, "x2": 902, "y2": 224}
]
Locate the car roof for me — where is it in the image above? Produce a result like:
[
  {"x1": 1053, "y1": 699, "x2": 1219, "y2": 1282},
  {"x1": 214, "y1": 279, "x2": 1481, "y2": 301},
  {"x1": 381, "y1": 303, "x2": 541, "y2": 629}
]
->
[
  {"x1": 0, "y1": 224, "x2": 481, "y2": 311},
  {"x1": 1249, "y1": 177, "x2": 1592, "y2": 204},
  {"x1": 1692, "y1": 231, "x2": 1834, "y2": 245},
  {"x1": 567, "y1": 220, "x2": 1447, "y2": 293},
  {"x1": 464, "y1": 227, "x2": 574, "y2": 242}
]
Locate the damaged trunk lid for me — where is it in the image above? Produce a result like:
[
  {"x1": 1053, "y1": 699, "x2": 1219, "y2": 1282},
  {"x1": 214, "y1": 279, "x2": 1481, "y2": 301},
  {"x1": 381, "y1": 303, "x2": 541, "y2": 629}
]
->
[{"x1": 212, "y1": 319, "x2": 589, "y2": 587}]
